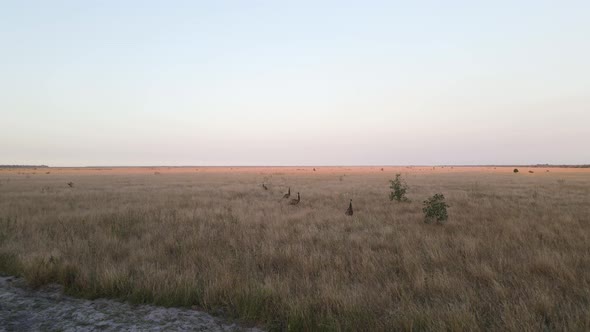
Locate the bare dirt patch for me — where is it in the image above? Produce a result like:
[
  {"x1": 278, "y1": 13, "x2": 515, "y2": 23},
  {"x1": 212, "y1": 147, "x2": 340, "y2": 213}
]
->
[{"x1": 0, "y1": 276, "x2": 261, "y2": 331}]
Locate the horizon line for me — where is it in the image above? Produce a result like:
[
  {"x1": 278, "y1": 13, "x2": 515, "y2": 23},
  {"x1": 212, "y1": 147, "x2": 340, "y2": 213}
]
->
[{"x1": 2, "y1": 164, "x2": 589, "y2": 168}]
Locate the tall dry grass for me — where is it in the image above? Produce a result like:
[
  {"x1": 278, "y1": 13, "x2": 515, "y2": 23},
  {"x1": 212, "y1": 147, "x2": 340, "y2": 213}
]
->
[{"x1": 0, "y1": 166, "x2": 589, "y2": 331}]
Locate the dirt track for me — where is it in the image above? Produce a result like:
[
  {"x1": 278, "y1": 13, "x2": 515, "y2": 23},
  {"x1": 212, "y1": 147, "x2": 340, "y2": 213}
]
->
[{"x1": 0, "y1": 276, "x2": 261, "y2": 332}]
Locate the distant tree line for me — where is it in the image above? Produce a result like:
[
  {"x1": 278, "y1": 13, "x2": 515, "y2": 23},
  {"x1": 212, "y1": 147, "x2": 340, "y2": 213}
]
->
[
  {"x1": 442, "y1": 164, "x2": 590, "y2": 168},
  {"x1": 532, "y1": 164, "x2": 590, "y2": 168},
  {"x1": 0, "y1": 165, "x2": 49, "y2": 168}
]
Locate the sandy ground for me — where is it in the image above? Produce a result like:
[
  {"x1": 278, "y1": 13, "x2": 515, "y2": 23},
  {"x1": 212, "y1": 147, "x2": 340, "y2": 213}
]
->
[{"x1": 0, "y1": 276, "x2": 262, "y2": 332}]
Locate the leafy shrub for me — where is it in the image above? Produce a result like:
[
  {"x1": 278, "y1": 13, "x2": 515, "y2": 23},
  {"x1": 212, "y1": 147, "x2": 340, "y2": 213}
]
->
[
  {"x1": 513, "y1": 168, "x2": 519, "y2": 173},
  {"x1": 423, "y1": 193, "x2": 449, "y2": 224},
  {"x1": 389, "y1": 174, "x2": 409, "y2": 202}
]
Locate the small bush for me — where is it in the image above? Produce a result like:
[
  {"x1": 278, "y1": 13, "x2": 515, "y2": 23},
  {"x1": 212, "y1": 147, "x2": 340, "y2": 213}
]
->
[
  {"x1": 513, "y1": 169, "x2": 519, "y2": 173},
  {"x1": 423, "y1": 193, "x2": 449, "y2": 224},
  {"x1": 389, "y1": 174, "x2": 409, "y2": 202}
]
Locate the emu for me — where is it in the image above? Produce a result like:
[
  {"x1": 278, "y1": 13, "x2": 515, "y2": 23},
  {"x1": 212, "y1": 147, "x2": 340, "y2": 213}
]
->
[
  {"x1": 283, "y1": 187, "x2": 291, "y2": 199},
  {"x1": 67, "y1": 182, "x2": 74, "y2": 188},
  {"x1": 289, "y1": 192, "x2": 300, "y2": 205},
  {"x1": 345, "y1": 199, "x2": 353, "y2": 216},
  {"x1": 262, "y1": 183, "x2": 268, "y2": 190}
]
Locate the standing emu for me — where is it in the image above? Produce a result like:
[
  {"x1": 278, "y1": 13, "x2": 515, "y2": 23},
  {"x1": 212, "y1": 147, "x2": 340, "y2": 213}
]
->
[
  {"x1": 345, "y1": 199, "x2": 353, "y2": 216},
  {"x1": 283, "y1": 187, "x2": 291, "y2": 199},
  {"x1": 289, "y1": 192, "x2": 300, "y2": 205},
  {"x1": 262, "y1": 183, "x2": 268, "y2": 190}
]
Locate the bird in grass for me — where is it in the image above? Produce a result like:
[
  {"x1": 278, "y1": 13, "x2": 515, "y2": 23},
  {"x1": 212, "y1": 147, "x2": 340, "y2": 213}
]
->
[
  {"x1": 289, "y1": 192, "x2": 300, "y2": 205},
  {"x1": 345, "y1": 199, "x2": 353, "y2": 216},
  {"x1": 67, "y1": 182, "x2": 74, "y2": 188},
  {"x1": 262, "y1": 183, "x2": 268, "y2": 190},
  {"x1": 283, "y1": 187, "x2": 291, "y2": 199}
]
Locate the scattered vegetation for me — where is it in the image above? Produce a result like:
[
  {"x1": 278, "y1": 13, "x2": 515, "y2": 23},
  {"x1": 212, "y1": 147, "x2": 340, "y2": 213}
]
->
[
  {"x1": 422, "y1": 193, "x2": 449, "y2": 224},
  {"x1": 0, "y1": 167, "x2": 589, "y2": 331},
  {"x1": 513, "y1": 168, "x2": 519, "y2": 173},
  {"x1": 389, "y1": 173, "x2": 409, "y2": 202}
]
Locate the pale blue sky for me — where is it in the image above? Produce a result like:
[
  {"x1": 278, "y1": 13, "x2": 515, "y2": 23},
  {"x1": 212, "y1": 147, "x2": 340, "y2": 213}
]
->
[{"x1": 1, "y1": 1, "x2": 588, "y2": 166}]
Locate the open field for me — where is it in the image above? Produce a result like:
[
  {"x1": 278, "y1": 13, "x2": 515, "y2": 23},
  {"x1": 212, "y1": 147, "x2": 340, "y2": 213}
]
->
[{"x1": 1, "y1": 166, "x2": 589, "y2": 331}]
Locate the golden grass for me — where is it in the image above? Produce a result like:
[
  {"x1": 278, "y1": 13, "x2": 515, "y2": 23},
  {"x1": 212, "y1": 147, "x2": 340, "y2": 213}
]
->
[{"x1": 1, "y1": 166, "x2": 589, "y2": 331}]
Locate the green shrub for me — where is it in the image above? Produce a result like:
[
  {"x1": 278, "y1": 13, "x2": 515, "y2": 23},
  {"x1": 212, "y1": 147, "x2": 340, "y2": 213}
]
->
[
  {"x1": 389, "y1": 174, "x2": 409, "y2": 202},
  {"x1": 423, "y1": 193, "x2": 449, "y2": 224}
]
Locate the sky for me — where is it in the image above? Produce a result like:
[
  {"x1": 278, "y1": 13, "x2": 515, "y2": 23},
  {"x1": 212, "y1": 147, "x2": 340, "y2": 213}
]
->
[{"x1": 1, "y1": 1, "x2": 589, "y2": 166}]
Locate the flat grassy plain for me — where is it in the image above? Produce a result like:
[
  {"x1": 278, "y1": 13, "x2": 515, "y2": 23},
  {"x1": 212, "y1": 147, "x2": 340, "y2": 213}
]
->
[{"x1": 1, "y1": 166, "x2": 589, "y2": 331}]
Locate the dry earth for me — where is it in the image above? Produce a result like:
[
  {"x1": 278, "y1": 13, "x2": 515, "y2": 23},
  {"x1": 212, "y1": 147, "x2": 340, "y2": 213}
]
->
[{"x1": 0, "y1": 276, "x2": 262, "y2": 332}]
